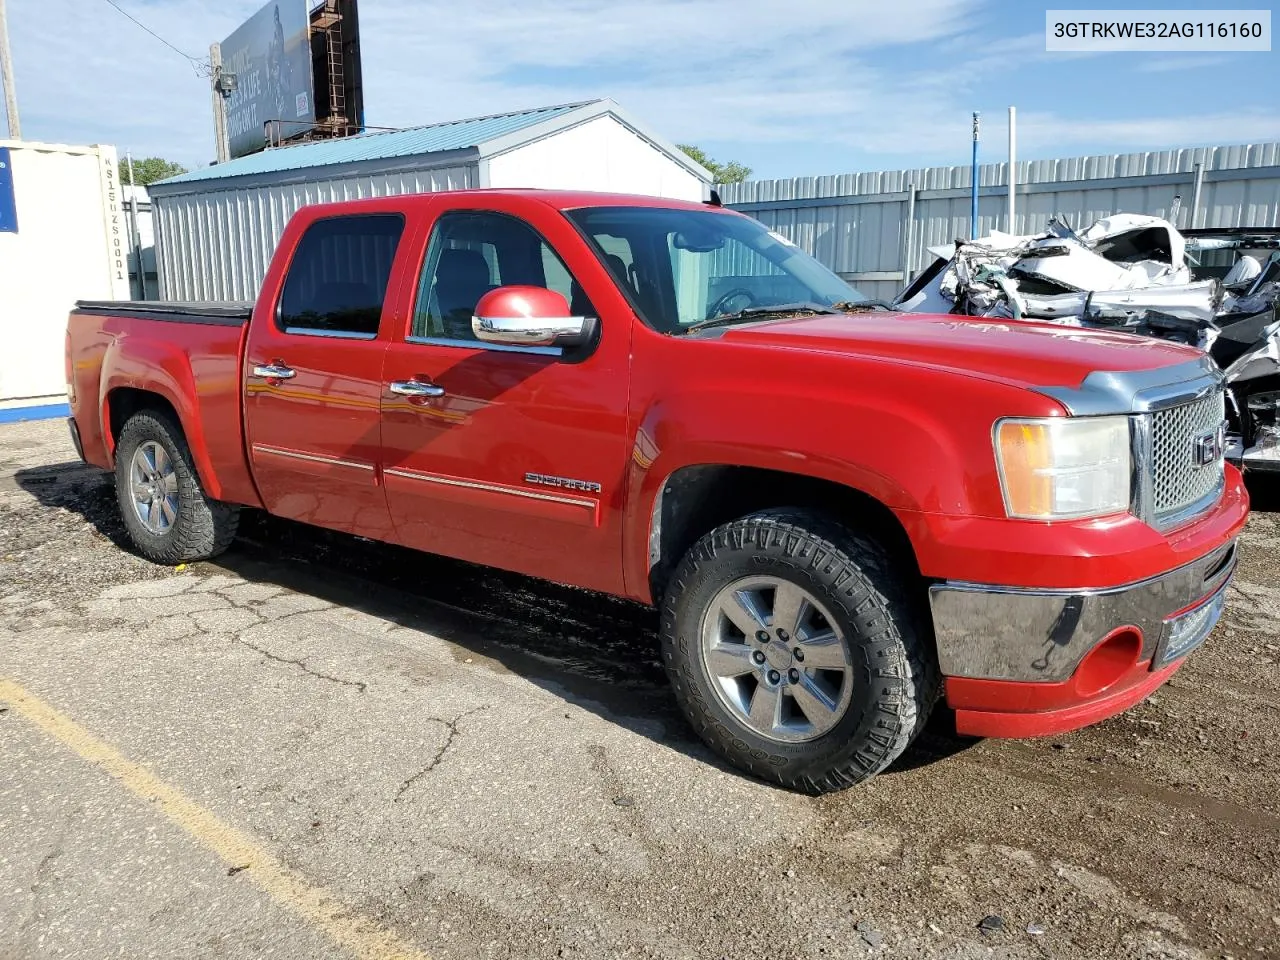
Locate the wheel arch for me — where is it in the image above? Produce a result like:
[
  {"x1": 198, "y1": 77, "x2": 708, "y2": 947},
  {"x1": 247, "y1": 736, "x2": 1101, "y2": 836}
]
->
[
  {"x1": 102, "y1": 384, "x2": 227, "y2": 500},
  {"x1": 645, "y1": 463, "x2": 921, "y2": 606},
  {"x1": 106, "y1": 387, "x2": 182, "y2": 451}
]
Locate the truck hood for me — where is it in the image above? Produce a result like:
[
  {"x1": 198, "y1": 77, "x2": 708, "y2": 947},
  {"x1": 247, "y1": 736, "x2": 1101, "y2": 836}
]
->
[{"x1": 715, "y1": 311, "x2": 1201, "y2": 389}]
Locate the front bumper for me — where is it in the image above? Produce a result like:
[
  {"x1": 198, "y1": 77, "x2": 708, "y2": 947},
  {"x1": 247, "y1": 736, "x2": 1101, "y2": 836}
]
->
[
  {"x1": 930, "y1": 537, "x2": 1237, "y2": 737},
  {"x1": 946, "y1": 659, "x2": 1185, "y2": 738}
]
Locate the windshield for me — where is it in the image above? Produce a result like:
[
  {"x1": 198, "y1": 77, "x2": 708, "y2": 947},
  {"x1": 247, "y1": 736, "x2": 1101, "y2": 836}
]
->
[{"x1": 565, "y1": 206, "x2": 869, "y2": 334}]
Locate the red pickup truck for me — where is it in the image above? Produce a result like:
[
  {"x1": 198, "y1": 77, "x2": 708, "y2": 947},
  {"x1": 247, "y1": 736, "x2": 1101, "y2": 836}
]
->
[{"x1": 66, "y1": 190, "x2": 1249, "y2": 792}]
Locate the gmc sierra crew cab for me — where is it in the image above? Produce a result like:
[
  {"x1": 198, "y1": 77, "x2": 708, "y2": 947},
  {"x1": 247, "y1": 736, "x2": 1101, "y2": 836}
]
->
[{"x1": 65, "y1": 190, "x2": 1249, "y2": 793}]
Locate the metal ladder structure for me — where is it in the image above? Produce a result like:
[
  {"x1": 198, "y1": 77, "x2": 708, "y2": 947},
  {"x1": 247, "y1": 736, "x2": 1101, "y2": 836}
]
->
[
  {"x1": 311, "y1": 0, "x2": 348, "y2": 135},
  {"x1": 264, "y1": 0, "x2": 359, "y2": 148}
]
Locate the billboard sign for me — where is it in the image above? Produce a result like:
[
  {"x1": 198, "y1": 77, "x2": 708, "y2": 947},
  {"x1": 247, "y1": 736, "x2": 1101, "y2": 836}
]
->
[{"x1": 222, "y1": 0, "x2": 315, "y2": 159}]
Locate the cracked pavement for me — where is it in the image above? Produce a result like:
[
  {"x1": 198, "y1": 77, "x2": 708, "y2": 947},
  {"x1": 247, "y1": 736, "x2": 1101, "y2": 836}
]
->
[
  {"x1": 396, "y1": 707, "x2": 487, "y2": 802},
  {"x1": 1, "y1": 418, "x2": 1278, "y2": 960}
]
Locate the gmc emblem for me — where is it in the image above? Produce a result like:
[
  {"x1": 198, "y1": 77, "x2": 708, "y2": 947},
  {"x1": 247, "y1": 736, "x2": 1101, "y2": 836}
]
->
[{"x1": 1193, "y1": 421, "x2": 1227, "y2": 467}]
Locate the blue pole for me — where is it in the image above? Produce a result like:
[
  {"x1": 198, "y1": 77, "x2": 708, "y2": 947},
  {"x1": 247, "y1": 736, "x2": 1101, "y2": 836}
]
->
[{"x1": 971, "y1": 111, "x2": 980, "y2": 239}]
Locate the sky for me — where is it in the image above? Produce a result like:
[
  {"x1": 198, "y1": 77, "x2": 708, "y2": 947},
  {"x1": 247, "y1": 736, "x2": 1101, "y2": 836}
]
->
[{"x1": 6, "y1": 0, "x2": 1279, "y2": 182}]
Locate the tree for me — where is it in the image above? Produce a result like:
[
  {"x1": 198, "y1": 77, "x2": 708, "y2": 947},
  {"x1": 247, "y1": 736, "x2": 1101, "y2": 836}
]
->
[
  {"x1": 677, "y1": 144, "x2": 752, "y2": 184},
  {"x1": 118, "y1": 157, "x2": 188, "y2": 186}
]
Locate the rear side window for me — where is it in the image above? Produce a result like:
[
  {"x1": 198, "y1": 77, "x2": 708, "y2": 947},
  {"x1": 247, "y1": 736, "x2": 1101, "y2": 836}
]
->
[{"x1": 278, "y1": 214, "x2": 405, "y2": 338}]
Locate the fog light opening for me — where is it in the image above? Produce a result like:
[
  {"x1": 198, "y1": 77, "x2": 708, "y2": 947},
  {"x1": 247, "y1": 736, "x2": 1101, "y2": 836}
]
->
[{"x1": 1073, "y1": 627, "x2": 1143, "y2": 698}]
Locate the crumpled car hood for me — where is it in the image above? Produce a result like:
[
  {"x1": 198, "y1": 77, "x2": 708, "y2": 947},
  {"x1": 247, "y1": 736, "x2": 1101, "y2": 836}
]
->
[{"x1": 716, "y1": 311, "x2": 1202, "y2": 390}]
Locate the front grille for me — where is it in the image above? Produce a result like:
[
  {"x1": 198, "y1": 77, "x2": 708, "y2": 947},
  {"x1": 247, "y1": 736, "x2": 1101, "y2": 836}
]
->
[{"x1": 1150, "y1": 390, "x2": 1226, "y2": 523}]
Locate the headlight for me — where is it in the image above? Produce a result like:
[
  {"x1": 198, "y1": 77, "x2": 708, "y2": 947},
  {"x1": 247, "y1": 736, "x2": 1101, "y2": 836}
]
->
[{"x1": 994, "y1": 416, "x2": 1131, "y2": 520}]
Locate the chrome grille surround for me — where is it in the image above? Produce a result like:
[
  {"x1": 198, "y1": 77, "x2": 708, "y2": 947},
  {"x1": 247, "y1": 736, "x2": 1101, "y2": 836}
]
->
[{"x1": 1036, "y1": 356, "x2": 1228, "y2": 531}]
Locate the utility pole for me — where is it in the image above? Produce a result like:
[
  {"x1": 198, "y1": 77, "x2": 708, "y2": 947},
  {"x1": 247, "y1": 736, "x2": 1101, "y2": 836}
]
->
[
  {"x1": 970, "y1": 112, "x2": 980, "y2": 240},
  {"x1": 1007, "y1": 105, "x2": 1017, "y2": 233},
  {"x1": 209, "y1": 42, "x2": 229, "y2": 163},
  {"x1": 0, "y1": 0, "x2": 20, "y2": 140}
]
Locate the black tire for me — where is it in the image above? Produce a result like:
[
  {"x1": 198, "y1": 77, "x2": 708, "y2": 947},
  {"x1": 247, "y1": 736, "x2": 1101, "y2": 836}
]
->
[
  {"x1": 660, "y1": 508, "x2": 940, "y2": 794},
  {"x1": 114, "y1": 410, "x2": 239, "y2": 564}
]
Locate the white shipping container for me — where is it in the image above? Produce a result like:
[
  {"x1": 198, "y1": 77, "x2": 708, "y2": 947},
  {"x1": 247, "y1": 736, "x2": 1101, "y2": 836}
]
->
[{"x1": 0, "y1": 141, "x2": 130, "y2": 407}]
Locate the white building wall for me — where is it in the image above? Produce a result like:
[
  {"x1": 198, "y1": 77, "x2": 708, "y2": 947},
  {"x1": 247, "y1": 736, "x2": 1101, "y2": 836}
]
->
[
  {"x1": 0, "y1": 141, "x2": 128, "y2": 404},
  {"x1": 155, "y1": 163, "x2": 477, "y2": 301},
  {"x1": 485, "y1": 115, "x2": 705, "y2": 202}
]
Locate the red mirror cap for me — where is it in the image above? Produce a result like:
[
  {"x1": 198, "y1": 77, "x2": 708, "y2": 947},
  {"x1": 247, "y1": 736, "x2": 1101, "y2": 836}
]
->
[{"x1": 475, "y1": 286, "x2": 571, "y2": 319}]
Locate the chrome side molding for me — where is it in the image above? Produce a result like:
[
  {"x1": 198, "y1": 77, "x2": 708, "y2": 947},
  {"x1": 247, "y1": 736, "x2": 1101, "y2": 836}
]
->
[{"x1": 251, "y1": 443, "x2": 374, "y2": 472}]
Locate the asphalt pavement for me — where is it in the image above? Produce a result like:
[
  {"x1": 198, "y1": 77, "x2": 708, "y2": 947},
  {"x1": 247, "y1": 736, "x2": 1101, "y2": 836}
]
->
[{"x1": 2, "y1": 417, "x2": 1277, "y2": 960}]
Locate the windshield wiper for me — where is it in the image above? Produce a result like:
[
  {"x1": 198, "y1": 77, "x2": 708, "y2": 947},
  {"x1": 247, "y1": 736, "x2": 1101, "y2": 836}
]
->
[
  {"x1": 833, "y1": 299, "x2": 896, "y2": 312},
  {"x1": 683, "y1": 302, "x2": 840, "y2": 334}
]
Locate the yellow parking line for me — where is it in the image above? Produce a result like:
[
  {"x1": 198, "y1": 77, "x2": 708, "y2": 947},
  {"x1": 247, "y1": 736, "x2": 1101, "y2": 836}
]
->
[{"x1": 0, "y1": 677, "x2": 432, "y2": 960}]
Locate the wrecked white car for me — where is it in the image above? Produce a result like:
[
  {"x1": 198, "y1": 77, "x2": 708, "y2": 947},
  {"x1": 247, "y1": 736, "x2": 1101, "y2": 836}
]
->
[{"x1": 895, "y1": 217, "x2": 1280, "y2": 473}]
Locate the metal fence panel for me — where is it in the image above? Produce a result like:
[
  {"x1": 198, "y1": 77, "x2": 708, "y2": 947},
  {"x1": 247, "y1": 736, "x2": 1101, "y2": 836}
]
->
[{"x1": 722, "y1": 143, "x2": 1280, "y2": 297}]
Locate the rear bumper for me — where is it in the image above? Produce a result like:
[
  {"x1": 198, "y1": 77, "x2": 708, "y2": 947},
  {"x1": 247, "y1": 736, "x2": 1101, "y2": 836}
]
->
[
  {"x1": 67, "y1": 416, "x2": 85, "y2": 462},
  {"x1": 931, "y1": 538, "x2": 1236, "y2": 737}
]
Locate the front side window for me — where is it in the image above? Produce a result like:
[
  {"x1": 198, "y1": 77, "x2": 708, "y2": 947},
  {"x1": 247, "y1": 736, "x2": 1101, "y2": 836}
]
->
[
  {"x1": 412, "y1": 211, "x2": 593, "y2": 341},
  {"x1": 278, "y1": 214, "x2": 405, "y2": 337},
  {"x1": 566, "y1": 206, "x2": 868, "y2": 334}
]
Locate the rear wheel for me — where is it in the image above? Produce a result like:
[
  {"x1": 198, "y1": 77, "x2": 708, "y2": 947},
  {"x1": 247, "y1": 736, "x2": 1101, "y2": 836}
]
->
[
  {"x1": 114, "y1": 410, "x2": 239, "y2": 564},
  {"x1": 660, "y1": 509, "x2": 939, "y2": 793}
]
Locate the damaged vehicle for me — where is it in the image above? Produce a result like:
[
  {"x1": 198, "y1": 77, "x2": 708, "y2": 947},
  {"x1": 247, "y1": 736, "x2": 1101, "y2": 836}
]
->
[
  {"x1": 896, "y1": 217, "x2": 1280, "y2": 473},
  {"x1": 67, "y1": 190, "x2": 1248, "y2": 793}
]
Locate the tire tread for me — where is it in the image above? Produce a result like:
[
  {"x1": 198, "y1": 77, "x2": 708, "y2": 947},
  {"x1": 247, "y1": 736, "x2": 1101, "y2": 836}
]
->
[
  {"x1": 114, "y1": 410, "x2": 239, "y2": 564},
  {"x1": 660, "y1": 508, "x2": 940, "y2": 794}
]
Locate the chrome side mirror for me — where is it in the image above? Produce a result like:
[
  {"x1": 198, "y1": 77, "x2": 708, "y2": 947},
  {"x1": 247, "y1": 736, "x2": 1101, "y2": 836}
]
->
[
  {"x1": 471, "y1": 286, "x2": 595, "y2": 349},
  {"x1": 473, "y1": 313, "x2": 592, "y2": 348}
]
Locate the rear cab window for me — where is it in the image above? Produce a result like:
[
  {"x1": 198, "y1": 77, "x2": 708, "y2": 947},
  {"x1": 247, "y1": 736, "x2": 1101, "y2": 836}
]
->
[{"x1": 278, "y1": 214, "x2": 406, "y2": 339}]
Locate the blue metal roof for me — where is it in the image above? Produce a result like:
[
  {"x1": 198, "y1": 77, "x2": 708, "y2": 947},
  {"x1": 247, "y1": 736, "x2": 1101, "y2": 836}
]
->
[{"x1": 159, "y1": 100, "x2": 596, "y2": 187}]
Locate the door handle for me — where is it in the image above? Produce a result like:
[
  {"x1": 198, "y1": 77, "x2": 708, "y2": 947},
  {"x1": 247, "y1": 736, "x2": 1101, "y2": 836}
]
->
[
  {"x1": 251, "y1": 363, "x2": 296, "y2": 380},
  {"x1": 389, "y1": 379, "x2": 445, "y2": 398}
]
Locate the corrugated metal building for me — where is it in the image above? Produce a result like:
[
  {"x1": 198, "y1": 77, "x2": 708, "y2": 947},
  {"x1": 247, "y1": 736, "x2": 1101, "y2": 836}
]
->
[
  {"x1": 148, "y1": 99, "x2": 711, "y2": 301},
  {"x1": 721, "y1": 142, "x2": 1280, "y2": 302}
]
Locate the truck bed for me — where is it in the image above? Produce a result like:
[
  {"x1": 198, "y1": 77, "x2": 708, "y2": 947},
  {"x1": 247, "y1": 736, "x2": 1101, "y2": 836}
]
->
[
  {"x1": 72, "y1": 300, "x2": 253, "y2": 325},
  {"x1": 66, "y1": 301, "x2": 259, "y2": 507}
]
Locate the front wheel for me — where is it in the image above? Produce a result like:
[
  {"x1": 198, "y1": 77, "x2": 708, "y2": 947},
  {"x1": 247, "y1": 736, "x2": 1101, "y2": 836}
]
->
[
  {"x1": 660, "y1": 509, "x2": 939, "y2": 793},
  {"x1": 114, "y1": 410, "x2": 240, "y2": 564}
]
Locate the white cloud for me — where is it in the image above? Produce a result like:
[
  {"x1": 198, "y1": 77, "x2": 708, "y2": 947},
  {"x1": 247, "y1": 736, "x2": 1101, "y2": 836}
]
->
[
  {"x1": 9, "y1": 0, "x2": 265, "y2": 162},
  {"x1": 5, "y1": 0, "x2": 1275, "y2": 179},
  {"x1": 1012, "y1": 109, "x2": 1280, "y2": 155},
  {"x1": 356, "y1": 0, "x2": 982, "y2": 139},
  {"x1": 1132, "y1": 54, "x2": 1230, "y2": 73},
  {"x1": 8, "y1": 0, "x2": 986, "y2": 166}
]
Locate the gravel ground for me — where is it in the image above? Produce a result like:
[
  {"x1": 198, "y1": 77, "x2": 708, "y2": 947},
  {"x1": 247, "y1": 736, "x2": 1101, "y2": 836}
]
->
[{"x1": 1, "y1": 417, "x2": 1277, "y2": 960}]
